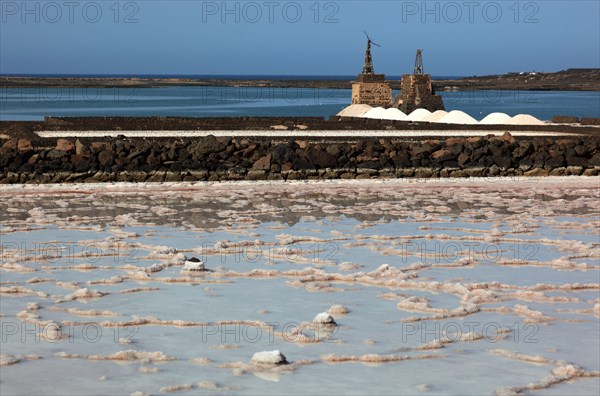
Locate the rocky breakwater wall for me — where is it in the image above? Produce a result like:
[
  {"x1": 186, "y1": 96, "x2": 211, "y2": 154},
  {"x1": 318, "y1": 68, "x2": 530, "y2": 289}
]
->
[{"x1": 1, "y1": 133, "x2": 599, "y2": 183}]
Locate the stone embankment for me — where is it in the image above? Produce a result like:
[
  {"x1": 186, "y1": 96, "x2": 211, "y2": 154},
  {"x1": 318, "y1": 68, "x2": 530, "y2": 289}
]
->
[{"x1": 1, "y1": 133, "x2": 598, "y2": 183}]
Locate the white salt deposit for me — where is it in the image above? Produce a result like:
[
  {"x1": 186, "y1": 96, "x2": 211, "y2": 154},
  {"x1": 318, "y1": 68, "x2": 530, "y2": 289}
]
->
[
  {"x1": 63, "y1": 287, "x2": 106, "y2": 301},
  {"x1": 250, "y1": 350, "x2": 288, "y2": 365},
  {"x1": 437, "y1": 110, "x2": 478, "y2": 125},
  {"x1": 2, "y1": 179, "x2": 599, "y2": 395},
  {"x1": 182, "y1": 258, "x2": 205, "y2": 271},
  {"x1": 508, "y1": 114, "x2": 545, "y2": 125},
  {"x1": 313, "y1": 312, "x2": 337, "y2": 325},
  {"x1": 328, "y1": 304, "x2": 350, "y2": 315},
  {"x1": 0, "y1": 354, "x2": 22, "y2": 366},
  {"x1": 407, "y1": 108, "x2": 432, "y2": 122},
  {"x1": 43, "y1": 322, "x2": 63, "y2": 341},
  {"x1": 336, "y1": 104, "x2": 373, "y2": 117},
  {"x1": 479, "y1": 112, "x2": 513, "y2": 125},
  {"x1": 422, "y1": 110, "x2": 448, "y2": 122}
]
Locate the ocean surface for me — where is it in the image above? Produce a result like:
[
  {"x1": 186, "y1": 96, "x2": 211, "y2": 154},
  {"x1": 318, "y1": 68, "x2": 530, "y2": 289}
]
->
[{"x1": 1, "y1": 85, "x2": 599, "y2": 122}]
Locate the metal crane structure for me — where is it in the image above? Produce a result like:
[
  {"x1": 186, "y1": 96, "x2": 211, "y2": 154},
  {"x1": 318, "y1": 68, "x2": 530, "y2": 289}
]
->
[
  {"x1": 414, "y1": 49, "x2": 424, "y2": 75},
  {"x1": 394, "y1": 48, "x2": 445, "y2": 113}
]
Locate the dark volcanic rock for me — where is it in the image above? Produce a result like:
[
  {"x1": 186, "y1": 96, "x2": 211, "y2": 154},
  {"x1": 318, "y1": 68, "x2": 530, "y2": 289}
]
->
[
  {"x1": 56, "y1": 139, "x2": 75, "y2": 153},
  {"x1": 0, "y1": 147, "x2": 15, "y2": 168},
  {"x1": 293, "y1": 157, "x2": 315, "y2": 171},
  {"x1": 307, "y1": 147, "x2": 337, "y2": 169},
  {"x1": 46, "y1": 149, "x2": 68, "y2": 161},
  {"x1": 271, "y1": 143, "x2": 296, "y2": 163},
  {"x1": 189, "y1": 136, "x2": 226, "y2": 158},
  {"x1": 18, "y1": 139, "x2": 33, "y2": 152},
  {"x1": 1, "y1": 134, "x2": 599, "y2": 183},
  {"x1": 546, "y1": 155, "x2": 566, "y2": 168},
  {"x1": 432, "y1": 149, "x2": 454, "y2": 162},
  {"x1": 98, "y1": 151, "x2": 115, "y2": 168},
  {"x1": 146, "y1": 152, "x2": 161, "y2": 168},
  {"x1": 252, "y1": 154, "x2": 271, "y2": 170}
]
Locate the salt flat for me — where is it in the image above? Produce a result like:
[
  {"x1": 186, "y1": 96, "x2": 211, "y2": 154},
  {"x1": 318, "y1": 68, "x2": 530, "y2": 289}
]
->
[{"x1": 1, "y1": 178, "x2": 599, "y2": 395}]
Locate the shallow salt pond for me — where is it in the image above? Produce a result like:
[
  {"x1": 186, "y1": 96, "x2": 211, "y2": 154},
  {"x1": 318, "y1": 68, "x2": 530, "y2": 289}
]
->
[{"x1": 1, "y1": 178, "x2": 599, "y2": 395}]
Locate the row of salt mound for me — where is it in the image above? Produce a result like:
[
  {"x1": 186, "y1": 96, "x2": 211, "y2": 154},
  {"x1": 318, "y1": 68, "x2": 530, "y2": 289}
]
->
[
  {"x1": 363, "y1": 107, "x2": 409, "y2": 121},
  {"x1": 340, "y1": 105, "x2": 545, "y2": 125},
  {"x1": 336, "y1": 104, "x2": 373, "y2": 117}
]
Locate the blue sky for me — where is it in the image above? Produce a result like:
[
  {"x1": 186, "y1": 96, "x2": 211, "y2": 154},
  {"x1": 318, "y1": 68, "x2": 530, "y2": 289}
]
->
[{"x1": 1, "y1": 0, "x2": 599, "y2": 76}]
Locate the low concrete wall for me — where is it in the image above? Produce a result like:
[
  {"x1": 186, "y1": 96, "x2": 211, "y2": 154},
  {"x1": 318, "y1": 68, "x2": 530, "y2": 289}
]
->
[{"x1": 1, "y1": 133, "x2": 599, "y2": 183}]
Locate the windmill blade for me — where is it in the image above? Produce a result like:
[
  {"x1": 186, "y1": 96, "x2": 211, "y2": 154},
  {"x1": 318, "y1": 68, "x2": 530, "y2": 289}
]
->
[
  {"x1": 371, "y1": 41, "x2": 381, "y2": 47},
  {"x1": 363, "y1": 30, "x2": 370, "y2": 40}
]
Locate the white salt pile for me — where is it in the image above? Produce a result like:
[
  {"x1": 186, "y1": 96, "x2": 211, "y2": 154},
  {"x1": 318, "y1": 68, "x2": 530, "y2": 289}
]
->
[
  {"x1": 313, "y1": 312, "x2": 337, "y2": 325},
  {"x1": 423, "y1": 110, "x2": 448, "y2": 122},
  {"x1": 384, "y1": 108, "x2": 410, "y2": 121},
  {"x1": 508, "y1": 114, "x2": 545, "y2": 125},
  {"x1": 362, "y1": 107, "x2": 389, "y2": 119},
  {"x1": 250, "y1": 350, "x2": 288, "y2": 365},
  {"x1": 479, "y1": 112, "x2": 512, "y2": 125},
  {"x1": 336, "y1": 104, "x2": 373, "y2": 117},
  {"x1": 437, "y1": 110, "x2": 478, "y2": 125},
  {"x1": 407, "y1": 108, "x2": 432, "y2": 122}
]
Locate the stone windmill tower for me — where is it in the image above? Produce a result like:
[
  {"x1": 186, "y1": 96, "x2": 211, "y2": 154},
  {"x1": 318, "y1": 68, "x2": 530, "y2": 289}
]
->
[{"x1": 351, "y1": 32, "x2": 393, "y2": 108}]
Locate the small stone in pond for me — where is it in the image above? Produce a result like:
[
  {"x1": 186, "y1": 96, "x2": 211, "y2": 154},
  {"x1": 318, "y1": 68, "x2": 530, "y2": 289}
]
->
[
  {"x1": 43, "y1": 322, "x2": 62, "y2": 341},
  {"x1": 250, "y1": 350, "x2": 288, "y2": 365},
  {"x1": 182, "y1": 258, "x2": 206, "y2": 271}
]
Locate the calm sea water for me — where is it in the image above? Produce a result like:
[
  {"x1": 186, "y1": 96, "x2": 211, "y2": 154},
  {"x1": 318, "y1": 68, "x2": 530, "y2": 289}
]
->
[{"x1": 1, "y1": 85, "x2": 598, "y2": 121}]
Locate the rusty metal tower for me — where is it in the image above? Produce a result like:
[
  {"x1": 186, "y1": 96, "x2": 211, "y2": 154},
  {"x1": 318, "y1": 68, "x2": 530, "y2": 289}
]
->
[{"x1": 414, "y1": 49, "x2": 424, "y2": 75}]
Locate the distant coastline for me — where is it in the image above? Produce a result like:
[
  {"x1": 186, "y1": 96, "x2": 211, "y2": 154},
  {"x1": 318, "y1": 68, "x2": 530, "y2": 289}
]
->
[{"x1": 1, "y1": 69, "x2": 598, "y2": 91}]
